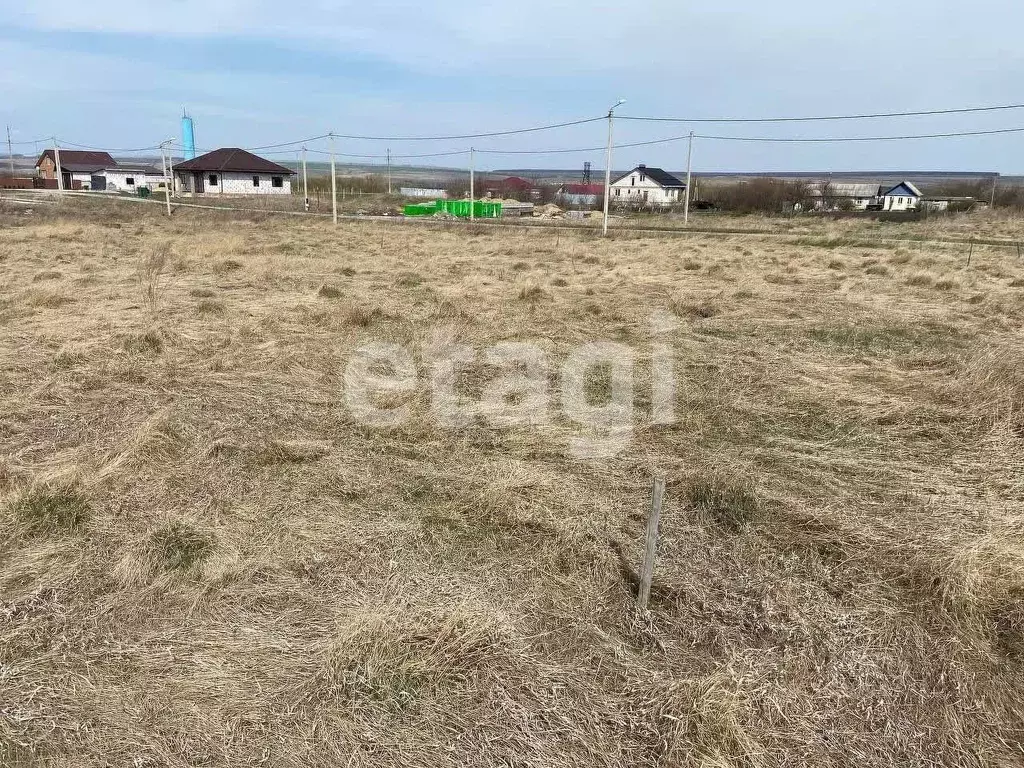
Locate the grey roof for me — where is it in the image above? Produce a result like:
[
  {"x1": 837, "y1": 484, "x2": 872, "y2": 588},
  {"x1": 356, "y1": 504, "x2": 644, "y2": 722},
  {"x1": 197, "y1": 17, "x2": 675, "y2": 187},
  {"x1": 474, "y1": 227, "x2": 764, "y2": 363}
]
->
[
  {"x1": 813, "y1": 182, "x2": 881, "y2": 198},
  {"x1": 102, "y1": 165, "x2": 163, "y2": 175},
  {"x1": 612, "y1": 165, "x2": 686, "y2": 188}
]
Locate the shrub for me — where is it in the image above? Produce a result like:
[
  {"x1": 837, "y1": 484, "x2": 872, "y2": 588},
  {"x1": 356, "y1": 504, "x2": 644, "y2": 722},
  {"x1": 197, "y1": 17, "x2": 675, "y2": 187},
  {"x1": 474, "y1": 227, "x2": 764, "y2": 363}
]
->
[
  {"x1": 151, "y1": 521, "x2": 213, "y2": 571},
  {"x1": 687, "y1": 473, "x2": 759, "y2": 531},
  {"x1": 10, "y1": 482, "x2": 89, "y2": 536}
]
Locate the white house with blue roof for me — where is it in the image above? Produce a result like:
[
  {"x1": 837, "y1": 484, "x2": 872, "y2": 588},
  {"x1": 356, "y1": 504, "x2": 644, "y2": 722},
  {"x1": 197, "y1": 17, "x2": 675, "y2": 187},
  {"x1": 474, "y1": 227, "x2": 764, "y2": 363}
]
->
[{"x1": 881, "y1": 181, "x2": 922, "y2": 211}]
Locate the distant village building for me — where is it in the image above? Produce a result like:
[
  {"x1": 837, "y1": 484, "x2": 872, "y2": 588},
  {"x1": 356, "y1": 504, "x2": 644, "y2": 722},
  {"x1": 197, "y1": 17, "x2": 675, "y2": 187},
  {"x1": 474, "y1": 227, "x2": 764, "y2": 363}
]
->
[
  {"x1": 34, "y1": 150, "x2": 166, "y2": 192},
  {"x1": 35, "y1": 149, "x2": 116, "y2": 190},
  {"x1": 880, "y1": 182, "x2": 922, "y2": 212},
  {"x1": 557, "y1": 183, "x2": 604, "y2": 207},
  {"x1": 95, "y1": 163, "x2": 166, "y2": 192},
  {"x1": 806, "y1": 179, "x2": 937, "y2": 213},
  {"x1": 920, "y1": 196, "x2": 976, "y2": 212},
  {"x1": 810, "y1": 182, "x2": 881, "y2": 211},
  {"x1": 173, "y1": 148, "x2": 295, "y2": 195},
  {"x1": 400, "y1": 187, "x2": 447, "y2": 199},
  {"x1": 610, "y1": 165, "x2": 686, "y2": 206},
  {"x1": 485, "y1": 176, "x2": 539, "y2": 200}
]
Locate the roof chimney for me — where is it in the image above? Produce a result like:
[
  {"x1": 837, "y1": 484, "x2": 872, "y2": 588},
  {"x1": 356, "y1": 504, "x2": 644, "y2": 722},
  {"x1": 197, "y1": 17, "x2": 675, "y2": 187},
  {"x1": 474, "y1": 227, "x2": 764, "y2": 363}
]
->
[{"x1": 638, "y1": 164, "x2": 646, "y2": 169}]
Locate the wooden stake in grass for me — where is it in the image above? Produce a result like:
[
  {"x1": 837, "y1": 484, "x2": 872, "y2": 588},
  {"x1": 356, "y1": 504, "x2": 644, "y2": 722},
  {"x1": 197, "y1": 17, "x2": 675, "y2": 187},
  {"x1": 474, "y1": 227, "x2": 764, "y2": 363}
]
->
[
  {"x1": 638, "y1": 477, "x2": 665, "y2": 610},
  {"x1": 967, "y1": 240, "x2": 974, "y2": 268}
]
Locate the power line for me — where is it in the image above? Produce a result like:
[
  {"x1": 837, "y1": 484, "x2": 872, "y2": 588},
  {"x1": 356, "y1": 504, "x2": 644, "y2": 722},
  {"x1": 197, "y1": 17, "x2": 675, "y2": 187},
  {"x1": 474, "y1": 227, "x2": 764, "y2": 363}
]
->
[
  {"x1": 328, "y1": 116, "x2": 604, "y2": 142},
  {"x1": 41, "y1": 109, "x2": 1024, "y2": 165},
  {"x1": 695, "y1": 126, "x2": 1024, "y2": 142},
  {"x1": 6, "y1": 136, "x2": 51, "y2": 146},
  {"x1": 474, "y1": 125, "x2": 1024, "y2": 155},
  {"x1": 56, "y1": 139, "x2": 165, "y2": 152},
  {"x1": 619, "y1": 102, "x2": 1024, "y2": 124},
  {"x1": 246, "y1": 134, "x2": 331, "y2": 151}
]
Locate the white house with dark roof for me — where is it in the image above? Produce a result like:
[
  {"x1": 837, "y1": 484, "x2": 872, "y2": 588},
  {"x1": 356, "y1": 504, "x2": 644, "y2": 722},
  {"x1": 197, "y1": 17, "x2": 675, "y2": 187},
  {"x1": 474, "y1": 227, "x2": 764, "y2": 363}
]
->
[
  {"x1": 881, "y1": 181, "x2": 922, "y2": 211},
  {"x1": 610, "y1": 164, "x2": 686, "y2": 206},
  {"x1": 173, "y1": 148, "x2": 295, "y2": 195},
  {"x1": 35, "y1": 149, "x2": 117, "y2": 190}
]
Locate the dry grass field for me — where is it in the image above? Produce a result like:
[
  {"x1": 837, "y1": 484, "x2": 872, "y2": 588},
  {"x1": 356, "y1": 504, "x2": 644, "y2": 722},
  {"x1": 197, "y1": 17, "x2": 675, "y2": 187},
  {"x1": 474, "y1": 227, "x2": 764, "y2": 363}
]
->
[{"x1": 1, "y1": 199, "x2": 1023, "y2": 767}]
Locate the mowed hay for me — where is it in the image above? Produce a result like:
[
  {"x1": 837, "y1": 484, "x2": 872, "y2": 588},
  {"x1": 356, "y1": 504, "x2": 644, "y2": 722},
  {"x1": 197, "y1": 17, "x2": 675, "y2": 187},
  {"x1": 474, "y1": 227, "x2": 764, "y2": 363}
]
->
[{"x1": 1, "y1": 198, "x2": 1023, "y2": 766}]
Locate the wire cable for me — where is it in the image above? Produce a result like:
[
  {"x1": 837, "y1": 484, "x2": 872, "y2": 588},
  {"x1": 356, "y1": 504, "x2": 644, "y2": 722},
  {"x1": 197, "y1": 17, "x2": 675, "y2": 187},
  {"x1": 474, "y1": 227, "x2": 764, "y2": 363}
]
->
[
  {"x1": 56, "y1": 139, "x2": 165, "y2": 152},
  {"x1": 695, "y1": 126, "x2": 1024, "y2": 142},
  {"x1": 619, "y1": 102, "x2": 1024, "y2": 124},
  {"x1": 474, "y1": 125, "x2": 1024, "y2": 155},
  {"x1": 327, "y1": 116, "x2": 604, "y2": 142}
]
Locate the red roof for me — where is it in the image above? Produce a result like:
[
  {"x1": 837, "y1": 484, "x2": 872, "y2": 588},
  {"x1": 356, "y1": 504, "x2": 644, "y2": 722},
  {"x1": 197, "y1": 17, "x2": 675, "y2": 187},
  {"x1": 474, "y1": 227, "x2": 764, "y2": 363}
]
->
[
  {"x1": 562, "y1": 183, "x2": 603, "y2": 195},
  {"x1": 174, "y1": 148, "x2": 295, "y2": 175},
  {"x1": 36, "y1": 149, "x2": 116, "y2": 170}
]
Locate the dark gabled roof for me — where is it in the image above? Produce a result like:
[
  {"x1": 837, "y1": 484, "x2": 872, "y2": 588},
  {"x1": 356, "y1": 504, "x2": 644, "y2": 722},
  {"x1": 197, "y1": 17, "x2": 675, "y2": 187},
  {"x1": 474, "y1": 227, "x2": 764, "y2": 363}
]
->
[
  {"x1": 611, "y1": 165, "x2": 686, "y2": 188},
  {"x1": 174, "y1": 148, "x2": 295, "y2": 175},
  {"x1": 36, "y1": 149, "x2": 116, "y2": 171}
]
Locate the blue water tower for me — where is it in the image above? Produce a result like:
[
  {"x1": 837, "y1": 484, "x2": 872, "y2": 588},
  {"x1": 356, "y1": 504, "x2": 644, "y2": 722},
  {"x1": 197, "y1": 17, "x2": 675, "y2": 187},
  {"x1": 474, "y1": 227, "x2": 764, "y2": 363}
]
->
[{"x1": 181, "y1": 111, "x2": 196, "y2": 160}]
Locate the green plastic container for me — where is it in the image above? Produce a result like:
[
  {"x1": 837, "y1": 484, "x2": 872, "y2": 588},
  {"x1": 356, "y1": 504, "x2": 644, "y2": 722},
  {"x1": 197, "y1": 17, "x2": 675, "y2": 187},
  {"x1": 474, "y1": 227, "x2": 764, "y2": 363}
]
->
[
  {"x1": 433, "y1": 199, "x2": 501, "y2": 218},
  {"x1": 403, "y1": 202, "x2": 438, "y2": 216},
  {"x1": 137, "y1": 187, "x2": 152, "y2": 199}
]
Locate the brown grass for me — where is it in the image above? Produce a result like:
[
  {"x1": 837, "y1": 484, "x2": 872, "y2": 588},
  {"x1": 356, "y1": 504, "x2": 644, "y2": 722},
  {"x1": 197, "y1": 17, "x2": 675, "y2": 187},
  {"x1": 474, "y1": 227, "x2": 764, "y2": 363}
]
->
[{"x1": 1, "y1": 199, "x2": 1023, "y2": 766}]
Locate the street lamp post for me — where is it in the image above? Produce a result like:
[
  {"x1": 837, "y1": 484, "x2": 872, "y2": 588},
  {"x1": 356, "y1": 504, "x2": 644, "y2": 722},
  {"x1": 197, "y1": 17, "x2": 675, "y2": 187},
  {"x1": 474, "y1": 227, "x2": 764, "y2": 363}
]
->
[
  {"x1": 160, "y1": 140, "x2": 174, "y2": 217},
  {"x1": 602, "y1": 99, "x2": 626, "y2": 236}
]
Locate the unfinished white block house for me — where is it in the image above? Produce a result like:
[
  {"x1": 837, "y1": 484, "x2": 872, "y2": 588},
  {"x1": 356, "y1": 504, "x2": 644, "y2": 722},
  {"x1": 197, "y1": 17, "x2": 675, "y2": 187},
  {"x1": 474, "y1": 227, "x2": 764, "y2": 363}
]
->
[
  {"x1": 609, "y1": 165, "x2": 686, "y2": 207},
  {"x1": 173, "y1": 148, "x2": 295, "y2": 195}
]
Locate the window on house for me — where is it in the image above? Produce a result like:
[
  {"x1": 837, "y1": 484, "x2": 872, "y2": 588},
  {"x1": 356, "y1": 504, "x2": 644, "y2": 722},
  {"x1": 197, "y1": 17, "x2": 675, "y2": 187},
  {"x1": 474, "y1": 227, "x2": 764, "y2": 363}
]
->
[
  {"x1": 898, "y1": 197, "x2": 903, "y2": 204},
  {"x1": 253, "y1": 176, "x2": 260, "y2": 187},
  {"x1": 631, "y1": 177, "x2": 635, "y2": 186},
  {"x1": 126, "y1": 177, "x2": 135, "y2": 186},
  {"x1": 615, "y1": 189, "x2": 620, "y2": 196},
  {"x1": 208, "y1": 174, "x2": 218, "y2": 186},
  {"x1": 640, "y1": 175, "x2": 646, "y2": 182},
  {"x1": 271, "y1": 176, "x2": 283, "y2": 188}
]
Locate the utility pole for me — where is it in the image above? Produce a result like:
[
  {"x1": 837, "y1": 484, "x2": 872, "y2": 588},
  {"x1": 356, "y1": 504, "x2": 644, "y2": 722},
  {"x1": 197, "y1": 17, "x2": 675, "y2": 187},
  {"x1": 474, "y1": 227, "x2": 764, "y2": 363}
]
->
[
  {"x1": 603, "y1": 99, "x2": 626, "y2": 236},
  {"x1": 684, "y1": 131, "x2": 694, "y2": 225},
  {"x1": 53, "y1": 138, "x2": 64, "y2": 191},
  {"x1": 302, "y1": 146, "x2": 309, "y2": 211},
  {"x1": 160, "y1": 141, "x2": 172, "y2": 216},
  {"x1": 386, "y1": 147, "x2": 392, "y2": 195},
  {"x1": 469, "y1": 146, "x2": 475, "y2": 221},
  {"x1": 990, "y1": 174, "x2": 998, "y2": 208},
  {"x1": 329, "y1": 132, "x2": 338, "y2": 225},
  {"x1": 6, "y1": 125, "x2": 13, "y2": 176},
  {"x1": 167, "y1": 143, "x2": 175, "y2": 203}
]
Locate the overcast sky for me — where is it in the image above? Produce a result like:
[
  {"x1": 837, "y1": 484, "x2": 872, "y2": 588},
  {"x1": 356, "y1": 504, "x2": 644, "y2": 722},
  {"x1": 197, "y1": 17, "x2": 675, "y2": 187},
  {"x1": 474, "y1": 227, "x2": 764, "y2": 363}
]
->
[{"x1": 3, "y1": 1, "x2": 1023, "y2": 173}]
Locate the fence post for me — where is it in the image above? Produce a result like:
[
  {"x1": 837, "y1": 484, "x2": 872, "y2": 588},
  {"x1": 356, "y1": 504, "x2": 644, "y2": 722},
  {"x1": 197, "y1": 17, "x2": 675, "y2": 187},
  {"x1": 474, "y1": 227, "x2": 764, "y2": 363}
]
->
[
  {"x1": 638, "y1": 477, "x2": 665, "y2": 610},
  {"x1": 967, "y1": 240, "x2": 974, "y2": 268}
]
